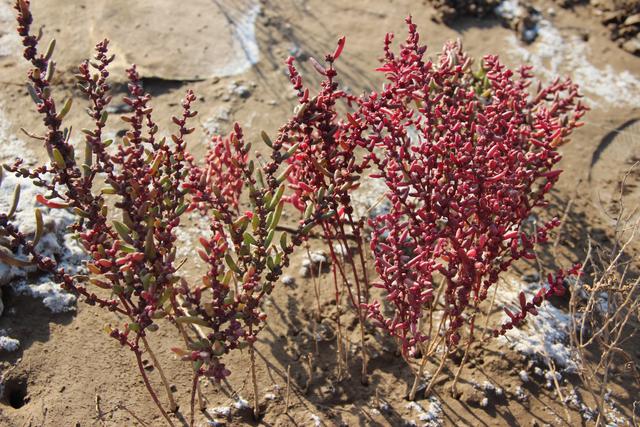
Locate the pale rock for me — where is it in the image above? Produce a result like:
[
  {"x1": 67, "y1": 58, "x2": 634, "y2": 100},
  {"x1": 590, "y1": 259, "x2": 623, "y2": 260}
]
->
[{"x1": 622, "y1": 35, "x2": 640, "y2": 55}]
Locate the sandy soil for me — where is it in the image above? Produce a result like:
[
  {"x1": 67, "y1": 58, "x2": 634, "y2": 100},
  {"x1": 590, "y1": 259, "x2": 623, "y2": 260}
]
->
[{"x1": 1, "y1": 0, "x2": 640, "y2": 426}]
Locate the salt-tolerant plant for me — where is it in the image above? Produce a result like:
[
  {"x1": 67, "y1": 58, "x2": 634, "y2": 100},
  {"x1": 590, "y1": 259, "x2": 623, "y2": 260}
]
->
[
  {"x1": 1, "y1": 1, "x2": 333, "y2": 424},
  {"x1": 178, "y1": 121, "x2": 335, "y2": 418},
  {"x1": 0, "y1": 168, "x2": 35, "y2": 269},
  {"x1": 187, "y1": 130, "x2": 247, "y2": 215},
  {"x1": 280, "y1": 43, "x2": 375, "y2": 382},
  {"x1": 4, "y1": 2, "x2": 200, "y2": 423},
  {"x1": 0, "y1": 2, "x2": 591, "y2": 425},
  {"x1": 353, "y1": 18, "x2": 586, "y2": 399}
]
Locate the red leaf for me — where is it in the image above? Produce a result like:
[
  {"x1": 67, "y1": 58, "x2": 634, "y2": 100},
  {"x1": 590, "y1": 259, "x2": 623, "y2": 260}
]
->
[
  {"x1": 333, "y1": 36, "x2": 346, "y2": 61},
  {"x1": 519, "y1": 291, "x2": 527, "y2": 311},
  {"x1": 36, "y1": 194, "x2": 68, "y2": 209},
  {"x1": 309, "y1": 57, "x2": 327, "y2": 76}
]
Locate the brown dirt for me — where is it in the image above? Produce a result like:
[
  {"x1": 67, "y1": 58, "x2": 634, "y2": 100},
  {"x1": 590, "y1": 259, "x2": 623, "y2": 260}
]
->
[
  {"x1": 1, "y1": 0, "x2": 640, "y2": 426},
  {"x1": 559, "y1": 0, "x2": 640, "y2": 55}
]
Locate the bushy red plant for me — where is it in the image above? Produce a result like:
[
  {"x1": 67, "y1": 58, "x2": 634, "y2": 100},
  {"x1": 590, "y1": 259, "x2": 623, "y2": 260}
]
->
[
  {"x1": 4, "y1": 3, "x2": 206, "y2": 422},
  {"x1": 280, "y1": 40, "x2": 377, "y2": 382},
  {"x1": 352, "y1": 18, "x2": 586, "y2": 397},
  {"x1": 3, "y1": 4, "x2": 335, "y2": 423},
  {"x1": 186, "y1": 130, "x2": 247, "y2": 215},
  {"x1": 2, "y1": 1, "x2": 316, "y2": 424},
  {"x1": 175, "y1": 121, "x2": 335, "y2": 418}
]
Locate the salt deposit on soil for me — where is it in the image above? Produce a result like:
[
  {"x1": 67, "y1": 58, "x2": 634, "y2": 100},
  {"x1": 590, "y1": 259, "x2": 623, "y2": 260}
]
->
[
  {"x1": 214, "y1": 3, "x2": 261, "y2": 77},
  {"x1": 233, "y1": 396, "x2": 250, "y2": 409},
  {"x1": 496, "y1": 280, "x2": 578, "y2": 372},
  {"x1": 565, "y1": 387, "x2": 596, "y2": 421},
  {"x1": 544, "y1": 370, "x2": 562, "y2": 389},
  {"x1": 0, "y1": 172, "x2": 82, "y2": 290},
  {"x1": 310, "y1": 413, "x2": 322, "y2": 426},
  {"x1": 1, "y1": 107, "x2": 82, "y2": 330},
  {"x1": 405, "y1": 396, "x2": 444, "y2": 427},
  {"x1": 13, "y1": 280, "x2": 77, "y2": 313},
  {"x1": 209, "y1": 406, "x2": 231, "y2": 417},
  {"x1": 518, "y1": 369, "x2": 530, "y2": 382},
  {"x1": 482, "y1": 381, "x2": 503, "y2": 396},
  {"x1": 300, "y1": 250, "x2": 330, "y2": 277},
  {"x1": 505, "y1": 18, "x2": 640, "y2": 107},
  {"x1": 495, "y1": 0, "x2": 526, "y2": 22},
  {"x1": 515, "y1": 386, "x2": 527, "y2": 402},
  {"x1": 281, "y1": 274, "x2": 295, "y2": 286},
  {"x1": 495, "y1": 0, "x2": 541, "y2": 42},
  {"x1": 0, "y1": 330, "x2": 19, "y2": 352},
  {"x1": 603, "y1": 391, "x2": 628, "y2": 426}
]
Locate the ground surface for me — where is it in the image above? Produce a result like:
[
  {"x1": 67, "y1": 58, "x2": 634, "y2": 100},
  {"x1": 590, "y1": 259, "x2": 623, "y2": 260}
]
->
[{"x1": 0, "y1": 0, "x2": 640, "y2": 426}]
